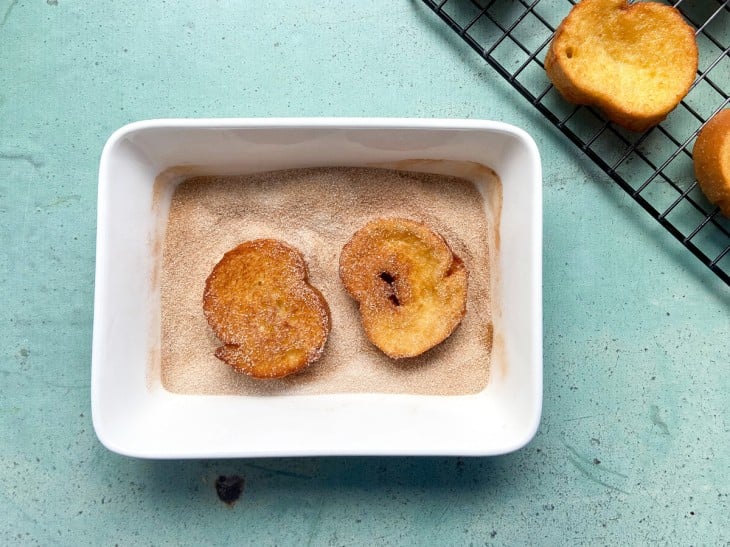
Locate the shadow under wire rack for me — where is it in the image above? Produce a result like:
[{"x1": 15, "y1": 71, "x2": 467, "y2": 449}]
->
[{"x1": 421, "y1": 0, "x2": 730, "y2": 286}]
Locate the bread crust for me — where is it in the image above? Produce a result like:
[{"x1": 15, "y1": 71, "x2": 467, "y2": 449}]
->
[
  {"x1": 545, "y1": 0, "x2": 698, "y2": 132},
  {"x1": 694, "y1": 109, "x2": 730, "y2": 217},
  {"x1": 203, "y1": 239, "x2": 330, "y2": 379},
  {"x1": 339, "y1": 218, "x2": 468, "y2": 359}
]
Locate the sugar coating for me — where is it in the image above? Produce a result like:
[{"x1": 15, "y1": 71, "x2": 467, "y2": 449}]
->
[
  {"x1": 339, "y1": 218, "x2": 468, "y2": 359},
  {"x1": 203, "y1": 239, "x2": 330, "y2": 378},
  {"x1": 160, "y1": 166, "x2": 499, "y2": 396}
]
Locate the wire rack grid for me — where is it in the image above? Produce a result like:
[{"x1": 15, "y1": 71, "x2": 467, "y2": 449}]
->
[{"x1": 421, "y1": 0, "x2": 730, "y2": 286}]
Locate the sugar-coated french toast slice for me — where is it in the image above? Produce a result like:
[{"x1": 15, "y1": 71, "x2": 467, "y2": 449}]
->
[
  {"x1": 545, "y1": 0, "x2": 698, "y2": 132},
  {"x1": 203, "y1": 239, "x2": 330, "y2": 378},
  {"x1": 339, "y1": 218, "x2": 468, "y2": 359},
  {"x1": 694, "y1": 109, "x2": 730, "y2": 217}
]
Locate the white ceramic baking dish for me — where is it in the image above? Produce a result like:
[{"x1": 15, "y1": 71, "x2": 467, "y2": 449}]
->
[{"x1": 92, "y1": 118, "x2": 542, "y2": 458}]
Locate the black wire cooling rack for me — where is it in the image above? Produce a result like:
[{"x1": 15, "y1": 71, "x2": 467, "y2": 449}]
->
[{"x1": 421, "y1": 0, "x2": 730, "y2": 285}]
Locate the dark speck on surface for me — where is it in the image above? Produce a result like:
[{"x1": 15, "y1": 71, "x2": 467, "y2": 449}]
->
[
  {"x1": 47, "y1": 0, "x2": 58, "y2": 5},
  {"x1": 490, "y1": 531, "x2": 497, "y2": 538},
  {"x1": 215, "y1": 475, "x2": 244, "y2": 506},
  {"x1": 593, "y1": 458, "x2": 601, "y2": 465}
]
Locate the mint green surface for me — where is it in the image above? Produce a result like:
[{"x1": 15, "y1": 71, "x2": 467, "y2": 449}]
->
[{"x1": 1, "y1": 1, "x2": 728, "y2": 544}]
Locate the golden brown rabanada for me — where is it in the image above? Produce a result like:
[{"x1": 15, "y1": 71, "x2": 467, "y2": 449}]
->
[
  {"x1": 694, "y1": 109, "x2": 730, "y2": 217},
  {"x1": 545, "y1": 0, "x2": 698, "y2": 132},
  {"x1": 339, "y1": 218, "x2": 468, "y2": 359},
  {"x1": 203, "y1": 239, "x2": 330, "y2": 379}
]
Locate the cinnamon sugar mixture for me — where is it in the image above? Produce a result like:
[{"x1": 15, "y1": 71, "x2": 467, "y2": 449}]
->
[{"x1": 160, "y1": 165, "x2": 500, "y2": 396}]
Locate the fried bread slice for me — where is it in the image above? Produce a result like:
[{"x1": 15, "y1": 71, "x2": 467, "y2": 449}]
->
[
  {"x1": 694, "y1": 109, "x2": 730, "y2": 217},
  {"x1": 339, "y1": 218, "x2": 468, "y2": 359},
  {"x1": 545, "y1": 0, "x2": 698, "y2": 132},
  {"x1": 203, "y1": 239, "x2": 330, "y2": 378}
]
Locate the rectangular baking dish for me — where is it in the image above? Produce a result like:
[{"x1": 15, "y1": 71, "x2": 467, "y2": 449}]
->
[{"x1": 91, "y1": 118, "x2": 542, "y2": 458}]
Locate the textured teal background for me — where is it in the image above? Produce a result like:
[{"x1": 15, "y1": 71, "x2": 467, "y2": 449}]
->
[{"x1": 1, "y1": 1, "x2": 728, "y2": 544}]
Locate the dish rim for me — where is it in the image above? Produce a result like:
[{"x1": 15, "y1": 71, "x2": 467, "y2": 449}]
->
[{"x1": 92, "y1": 117, "x2": 543, "y2": 458}]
